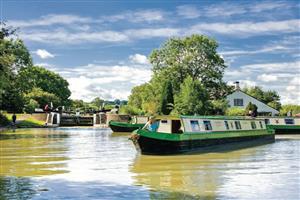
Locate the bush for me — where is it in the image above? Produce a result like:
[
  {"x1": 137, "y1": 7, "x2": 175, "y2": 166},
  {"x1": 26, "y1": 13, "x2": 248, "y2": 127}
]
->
[
  {"x1": 0, "y1": 112, "x2": 10, "y2": 126},
  {"x1": 280, "y1": 104, "x2": 300, "y2": 116},
  {"x1": 24, "y1": 99, "x2": 40, "y2": 114},
  {"x1": 225, "y1": 107, "x2": 245, "y2": 116},
  {"x1": 119, "y1": 105, "x2": 144, "y2": 115}
]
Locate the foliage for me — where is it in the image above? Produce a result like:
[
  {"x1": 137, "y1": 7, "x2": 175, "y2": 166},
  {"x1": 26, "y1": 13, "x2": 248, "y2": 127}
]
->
[
  {"x1": 279, "y1": 104, "x2": 300, "y2": 116},
  {"x1": 17, "y1": 66, "x2": 71, "y2": 105},
  {"x1": 91, "y1": 97, "x2": 104, "y2": 110},
  {"x1": 174, "y1": 76, "x2": 209, "y2": 115},
  {"x1": 0, "y1": 112, "x2": 10, "y2": 126},
  {"x1": 149, "y1": 34, "x2": 229, "y2": 99},
  {"x1": 119, "y1": 105, "x2": 144, "y2": 115},
  {"x1": 1, "y1": 82, "x2": 24, "y2": 113},
  {"x1": 225, "y1": 107, "x2": 245, "y2": 116},
  {"x1": 159, "y1": 80, "x2": 174, "y2": 115},
  {"x1": 0, "y1": 23, "x2": 32, "y2": 109},
  {"x1": 245, "y1": 102, "x2": 258, "y2": 116},
  {"x1": 243, "y1": 86, "x2": 281, "y2": 110},
  {"x1": 209, "y1": 99, "x2": 229, "y2": 115},
  {"x1": 24, "y1": 99, "x2": 40, "y2": 114},
  {"x1": 24, "y1": 87, "x2": 60, "y2": 109}
]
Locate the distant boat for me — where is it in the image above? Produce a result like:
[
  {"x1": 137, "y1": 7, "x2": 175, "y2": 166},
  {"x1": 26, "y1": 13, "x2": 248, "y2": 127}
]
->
[
  {"x1": 109, "y1": 121, "x2": 145, "y2": 132},
  {"x1": 265, "y1": 117, "x2": 300, "y2": 134},
  {"x1": 130, "y1": 116, "x2": 274, "y2": 155}
]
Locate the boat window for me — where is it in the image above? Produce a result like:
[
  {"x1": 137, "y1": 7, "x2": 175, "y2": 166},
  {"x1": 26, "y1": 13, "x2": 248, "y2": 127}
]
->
[
  {"x1": 161, "y1": 120, "x2": 168, "y2": 124},
  {"x1": 285, "y1": 118, "x2": 294, "y2": 125},
  {"x1": 259, "y1": 121, "x2": 263, "y2": 128},
  {"x1": 230, "y1": 122, "x2": 234, "y2": 129},
  {"x1": 251, "y1": 121, "x2": 257, "y2": 129},
  {"x1": 172, "y1": 120, "x2": 182, "y2": 134},
  {"x1": 234, "y1": 121, "x2": 241, "y2": 130},
  {"x1": 224, "y1": 121, "x2": 229, "y2": 130},
  {"x1": 203, "y1": 120, "x2": 212, "y2": 131},
  {"x1": 264, "y1": 119, "x2": 270, "y2": 125},
  {"x1": 190, "y1": 120, "x2": 200, "y2": 132}
]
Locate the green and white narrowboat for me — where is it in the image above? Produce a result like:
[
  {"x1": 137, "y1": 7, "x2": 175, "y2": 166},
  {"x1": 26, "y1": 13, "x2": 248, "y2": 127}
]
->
[
  {"x1": 109, "y1": 116, "x2": 148, "y2": 132},
  {"x1": 130, "y1": 116, "x2": 274, "y2": 155},
  {"x1": 265, "y1": 117, "x2": 300, "y2": 134}
]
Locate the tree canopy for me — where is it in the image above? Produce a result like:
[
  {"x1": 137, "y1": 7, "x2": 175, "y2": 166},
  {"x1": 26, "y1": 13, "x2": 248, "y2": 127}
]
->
[
  {"x1": 243, "y1": 86, "x2": 281, "y2": 110},
  {"x1": 149, "y1": 34, "x2": 228, "y2": 99}
]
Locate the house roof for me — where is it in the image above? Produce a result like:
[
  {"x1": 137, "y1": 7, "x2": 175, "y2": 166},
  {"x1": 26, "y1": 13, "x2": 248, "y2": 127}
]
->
[{"x1": 227, "y1": 90, "x2": 279, "y2": 112}]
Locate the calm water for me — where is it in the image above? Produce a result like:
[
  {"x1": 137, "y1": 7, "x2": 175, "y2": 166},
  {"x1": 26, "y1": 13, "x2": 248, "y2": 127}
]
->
[{"x1": 0, "y1": 128, "x2": 299, "y2": 200}]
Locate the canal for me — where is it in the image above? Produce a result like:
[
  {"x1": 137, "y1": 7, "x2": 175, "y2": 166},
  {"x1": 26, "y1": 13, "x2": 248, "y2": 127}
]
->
[{"x1": 0, "y1": 128, "x2": 299, "y2": 199}]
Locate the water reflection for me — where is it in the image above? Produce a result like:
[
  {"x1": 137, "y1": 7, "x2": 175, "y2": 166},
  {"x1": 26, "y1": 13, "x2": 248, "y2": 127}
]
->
[
  {"x1": 130, "y1": 146, "x2": 261, "y2": 199},
  {"x1": 0, "y1": 129, "x2": 69, "y2": 177}
]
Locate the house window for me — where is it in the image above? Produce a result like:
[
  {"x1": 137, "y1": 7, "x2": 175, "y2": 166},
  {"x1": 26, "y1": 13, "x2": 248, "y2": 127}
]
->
[
  {"x1": 285, "y1": 118, "x2": 294, "y2": 125},
  {"x1": 190, "y1": 120, "x2": 200, "y2": 132},
  {"x1": 234, "y1": 99, "x2": 244, "y2": 106},
  {"x1": 224, "y1": 121, "x2": 229, "y2": 130},
  {"x1": 251, "y1": 121, "x2": 257, "y2": 129},
  {"x1": 235, "y1": 121, "x2": 242, "y2": 130},
  {"x1": 203, "y1": 121, "x2": 212, "y2": 131}
]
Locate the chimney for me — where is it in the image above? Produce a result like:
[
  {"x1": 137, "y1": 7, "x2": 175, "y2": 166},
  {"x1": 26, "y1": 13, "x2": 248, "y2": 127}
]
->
[{"x1": 234, "y1": 81, "x2": 240, "y2": 91}]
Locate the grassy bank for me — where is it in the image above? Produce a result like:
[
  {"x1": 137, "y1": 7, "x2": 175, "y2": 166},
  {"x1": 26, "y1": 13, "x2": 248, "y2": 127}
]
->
[{"x1": 1, "y1": 113, "x2": 46, "y2": 129}]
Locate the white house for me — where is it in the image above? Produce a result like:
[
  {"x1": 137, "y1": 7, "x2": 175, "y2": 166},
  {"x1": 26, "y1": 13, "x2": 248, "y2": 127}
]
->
[{"x1": 226, "y1": 82, "x2": 279, "y2": 116}]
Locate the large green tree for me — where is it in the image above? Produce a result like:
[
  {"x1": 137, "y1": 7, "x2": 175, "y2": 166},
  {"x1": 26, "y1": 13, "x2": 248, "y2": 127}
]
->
[
  {"x1": 17, "y1": 66, "x2": 71, "y2": 105},
  {"x1": 149, "y1": 34, "x2": 228, "y2": 99},
  {"x1": 24, "y1": 87, "x2": 60, "y2": 109},
  {"x1": 174, "y1": 76, "x2": 209, "y2": 115},
  {"x1": 0, "y1": 23, "x2": 32, "y2": 111}
]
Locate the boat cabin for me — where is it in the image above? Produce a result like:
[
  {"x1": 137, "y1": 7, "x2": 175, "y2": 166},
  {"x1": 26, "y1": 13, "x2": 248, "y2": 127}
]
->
[
  {"x1": 151, "y1": 116, "x2": 266, "y2": 134},
  {"x1": 264, "y1": 117, "x2": 300, "y2": 126}
]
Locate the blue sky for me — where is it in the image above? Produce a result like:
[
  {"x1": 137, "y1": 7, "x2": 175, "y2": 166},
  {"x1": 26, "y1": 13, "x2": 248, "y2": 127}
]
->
[{"x1": 2, "y1": 0, "x2": 300, "y2": 104}]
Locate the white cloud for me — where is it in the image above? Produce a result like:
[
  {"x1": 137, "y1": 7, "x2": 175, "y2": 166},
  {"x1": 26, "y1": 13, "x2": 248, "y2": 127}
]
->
[
  {"x1": 189, "y1": 19, "x2": 300, "y2": 37},
  {"x1": 225, "y1": 61, "x2": 300, "y2": 104},
  {"x1": 35, "y1": 49, "x2": 55, "y2": 59},
  {"x1": 45, "y1": 64, "x2": 152, "y2": 101},
  {"x1": 129, "y1": 54, "x2": 149, "y2": 65},
  {"x1": 257, "y1": 74, "x2": 278, "y2": 82},
  {"x1": 176, "y1": 5, "x2": 200, "y2": 19},
  {"x1": 10, "y1": 14, "x2": 92, "y2": 27}
]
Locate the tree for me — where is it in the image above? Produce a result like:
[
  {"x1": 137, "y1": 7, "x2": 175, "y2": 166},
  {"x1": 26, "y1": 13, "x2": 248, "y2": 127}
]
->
[
  {"x1": 280, "y1": 104, "x2": 300, "y2": 116},
  {"x1": 149, "y1": 34, "x2": 228, "y2": 99},
  {"x1": 0, "y1": 23, "x2": 32, "y2": 110},
  {"x1": 209, "y1": 99, "x2": 229, "y2": 115},
  {"x1": 17, "y1": 66, "x2": 71, "y2": 105},
  {"x1": 174, "y1": 76, "x2": 209, "y2": 115},
  {"x1": 24, "y1": 99, "x2": 40, "y2": 114},
  {"x1": 243, "y1": 86, "x2": 281, "y2": 110},
  {"x1": 24, "y1": 87, "x2": 60, "y2": 109},
  {"x1": 91, "y1": 97, "x2": 104, "y2": 110},
  {"x1": 159, "y1": 81, "x2": 174, "y2": 115}
]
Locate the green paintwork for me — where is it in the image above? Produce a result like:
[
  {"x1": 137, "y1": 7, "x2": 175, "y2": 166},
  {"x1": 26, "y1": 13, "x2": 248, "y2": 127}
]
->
[
  {"x1": 109, "y1": 121, "x2": 144, "y2": 128},
  {"x1": 136, "y1": 129, "x2": 272, "y2": 142},
  {"x1": 267, "y1": 124, "x2": 300, "y2": 130}
]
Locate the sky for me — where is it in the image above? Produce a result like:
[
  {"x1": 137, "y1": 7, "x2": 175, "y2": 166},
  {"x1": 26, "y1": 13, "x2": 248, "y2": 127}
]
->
[{"x1": 2, "y1": 0, "x2": 300, "y2": 104}]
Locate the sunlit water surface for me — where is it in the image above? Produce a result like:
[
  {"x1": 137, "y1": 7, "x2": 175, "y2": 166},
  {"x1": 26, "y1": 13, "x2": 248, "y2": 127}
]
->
[{"x1": 0, "y1": 128, "x2": 299, "y2": 199}]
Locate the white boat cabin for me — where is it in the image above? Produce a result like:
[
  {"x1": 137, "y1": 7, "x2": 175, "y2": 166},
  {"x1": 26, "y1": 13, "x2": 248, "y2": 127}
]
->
[
  {"x1": 264, "y1": 117, "x2": 300, "y2": 126},
  {"x1": 155, "y1": 116, "x2": 266, "y2": 134}
]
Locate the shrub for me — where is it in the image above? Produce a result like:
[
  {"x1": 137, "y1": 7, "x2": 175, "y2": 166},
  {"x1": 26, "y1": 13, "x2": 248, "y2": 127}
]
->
[{"x1": 225, "y1": 107, "x2": 245, "y2": 116}]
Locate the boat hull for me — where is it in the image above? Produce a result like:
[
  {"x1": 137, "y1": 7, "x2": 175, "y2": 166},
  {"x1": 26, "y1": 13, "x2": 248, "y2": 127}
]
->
[
  {"x1": 267, "y1": 125, "x2": 300, "y2": 134},
  {"x1": 109, "y1": 121, "x2": 144, "y2": 132},
  {"x1": 133, "y1": 130, "x2": 274, "y2": 155}
]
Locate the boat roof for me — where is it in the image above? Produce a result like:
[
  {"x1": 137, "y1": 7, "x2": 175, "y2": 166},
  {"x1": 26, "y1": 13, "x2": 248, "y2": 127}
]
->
[{"x1": 180, "y1": 115, "x2": 263, "y2": 121}]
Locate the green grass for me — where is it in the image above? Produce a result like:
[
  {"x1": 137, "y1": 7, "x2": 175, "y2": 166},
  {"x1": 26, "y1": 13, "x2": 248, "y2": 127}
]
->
[{"x1": 16, "y1": 118, "x2": 45, "y2": 128}]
